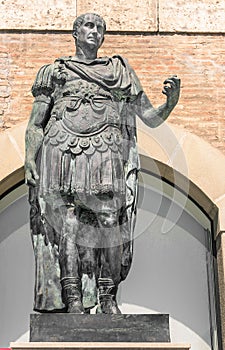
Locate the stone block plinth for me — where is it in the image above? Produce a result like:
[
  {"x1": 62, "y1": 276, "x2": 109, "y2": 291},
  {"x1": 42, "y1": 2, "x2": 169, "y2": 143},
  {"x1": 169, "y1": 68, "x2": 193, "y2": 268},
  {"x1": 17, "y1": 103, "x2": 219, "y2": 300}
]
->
[
  {"x1": 30, "y1": 314, "x2": 170, "y2": 343},
  {"x1": 10, "y1": 342, "x2": 191, "y2": 350}
]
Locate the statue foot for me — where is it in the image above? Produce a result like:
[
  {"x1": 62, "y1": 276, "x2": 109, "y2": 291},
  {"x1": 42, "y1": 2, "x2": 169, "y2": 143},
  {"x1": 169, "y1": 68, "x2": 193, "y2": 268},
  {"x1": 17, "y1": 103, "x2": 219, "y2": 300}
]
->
[
  {"x1": 61, "y1": 277, "x2": 84, "y2": 313},
  {"x1": 67, "y1": 300, "x2": 85, "y2": 314},
  {"x1": 97, "y1": 299, "x2": 121, "y2": 314}
]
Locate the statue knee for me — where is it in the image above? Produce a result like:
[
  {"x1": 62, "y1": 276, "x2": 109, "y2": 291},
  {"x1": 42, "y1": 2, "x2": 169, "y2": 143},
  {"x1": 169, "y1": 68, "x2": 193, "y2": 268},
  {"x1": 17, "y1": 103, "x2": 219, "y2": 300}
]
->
[{"x1": 98, "y1": 211, "x2": 118, "y2": 228}]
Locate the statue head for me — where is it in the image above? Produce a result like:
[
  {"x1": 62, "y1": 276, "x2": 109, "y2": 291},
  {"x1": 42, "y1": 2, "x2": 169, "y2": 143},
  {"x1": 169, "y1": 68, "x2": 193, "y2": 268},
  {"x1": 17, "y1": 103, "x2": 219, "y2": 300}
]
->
[{"x1": 72, "y1": 13, "x2": 106, "y2": 50}]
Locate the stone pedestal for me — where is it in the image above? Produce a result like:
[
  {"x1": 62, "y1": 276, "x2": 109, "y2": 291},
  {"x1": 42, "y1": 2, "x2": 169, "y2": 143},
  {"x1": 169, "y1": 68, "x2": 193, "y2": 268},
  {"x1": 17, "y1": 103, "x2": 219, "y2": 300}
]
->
[
  {"x1": 15, "y1": 314, "x2": 191, "y2": 350},
  {"x1": 10, "y1": 343, "x2": 191, "y2": 350},
  {"x1": 30, "y1": 314, "x2": 170, "y2": 343}
]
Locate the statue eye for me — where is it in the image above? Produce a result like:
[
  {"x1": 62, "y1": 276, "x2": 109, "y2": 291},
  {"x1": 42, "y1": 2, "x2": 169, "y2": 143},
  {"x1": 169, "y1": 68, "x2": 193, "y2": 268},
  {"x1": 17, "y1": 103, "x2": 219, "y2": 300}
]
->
[{"x1": 85, "y1": 22, "x2": 94, "y2": 28}]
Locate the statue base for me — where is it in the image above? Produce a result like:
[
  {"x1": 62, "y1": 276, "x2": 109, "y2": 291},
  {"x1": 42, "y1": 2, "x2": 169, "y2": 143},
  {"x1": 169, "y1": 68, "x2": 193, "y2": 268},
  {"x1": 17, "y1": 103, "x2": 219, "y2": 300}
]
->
[
  {"x1": 11, "y1": 342, "x2": 191, "y2": 350},
  {"x1": 30, "y1": 314, "x2": 170, "y2": 342}
]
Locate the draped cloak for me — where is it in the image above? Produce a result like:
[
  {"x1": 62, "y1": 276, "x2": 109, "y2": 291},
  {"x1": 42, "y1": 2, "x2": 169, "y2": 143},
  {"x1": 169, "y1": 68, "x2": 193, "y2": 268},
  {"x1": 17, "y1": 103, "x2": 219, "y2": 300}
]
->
[{"x1": 29, "y1": 55, "x2": 143, "y2": 311}]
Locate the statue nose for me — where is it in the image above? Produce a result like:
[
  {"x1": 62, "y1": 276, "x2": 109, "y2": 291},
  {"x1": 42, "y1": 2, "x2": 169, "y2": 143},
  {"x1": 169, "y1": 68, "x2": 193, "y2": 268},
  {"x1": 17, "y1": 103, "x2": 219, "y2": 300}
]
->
[{"x1": 91, "y1": 26, "x2": 98, "y2": 34}]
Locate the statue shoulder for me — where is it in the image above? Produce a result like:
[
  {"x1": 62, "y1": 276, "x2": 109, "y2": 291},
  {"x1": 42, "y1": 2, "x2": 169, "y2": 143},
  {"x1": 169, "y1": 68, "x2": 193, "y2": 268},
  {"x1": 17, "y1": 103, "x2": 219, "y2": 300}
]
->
[
  {"x1": 112, "y1": 54, "x2": 128, "y2": 65},
  {"x1": 31, "y1": 63, "x2": 55, "y2": 97},
  {"x1": 112, "y1": 55, "x2": 143, "y2": 99},
  {"x1": 111, "y1": 55, "x2": 135, "y2": 73}
]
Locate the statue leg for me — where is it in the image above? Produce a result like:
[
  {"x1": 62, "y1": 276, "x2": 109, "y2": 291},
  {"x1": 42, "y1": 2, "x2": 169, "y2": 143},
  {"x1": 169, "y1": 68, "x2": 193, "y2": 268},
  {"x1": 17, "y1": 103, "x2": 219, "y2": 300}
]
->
[
  {"x1": 59, "y1": 205, "x2": 84, "y2": 314},
  {"x1": 76, "y1": 208, "x2": 99, "y2": 312},
  {"x1": 97, "y1": 209, "x2": 123, "y2": 314}
]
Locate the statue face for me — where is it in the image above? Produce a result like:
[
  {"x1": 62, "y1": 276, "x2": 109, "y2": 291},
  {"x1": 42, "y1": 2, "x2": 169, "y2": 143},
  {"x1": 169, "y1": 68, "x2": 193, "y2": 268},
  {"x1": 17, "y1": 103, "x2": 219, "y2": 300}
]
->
[{"x1": 76, "y1": 13, "x2": 105, "y2": 51}]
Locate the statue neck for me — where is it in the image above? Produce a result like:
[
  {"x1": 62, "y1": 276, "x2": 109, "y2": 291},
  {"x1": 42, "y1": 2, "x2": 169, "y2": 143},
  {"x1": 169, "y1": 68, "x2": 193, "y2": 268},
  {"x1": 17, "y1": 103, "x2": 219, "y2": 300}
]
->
[{"x1": 75, "y1": 45, "x2": 98, "y2": 61}]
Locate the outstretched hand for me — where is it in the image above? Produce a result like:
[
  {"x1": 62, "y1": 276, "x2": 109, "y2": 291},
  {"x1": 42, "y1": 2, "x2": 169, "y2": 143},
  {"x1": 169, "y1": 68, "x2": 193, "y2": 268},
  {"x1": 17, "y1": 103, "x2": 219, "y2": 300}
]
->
[{"x1": 162, "y1": 75, "x2": 181, "y2": 109}]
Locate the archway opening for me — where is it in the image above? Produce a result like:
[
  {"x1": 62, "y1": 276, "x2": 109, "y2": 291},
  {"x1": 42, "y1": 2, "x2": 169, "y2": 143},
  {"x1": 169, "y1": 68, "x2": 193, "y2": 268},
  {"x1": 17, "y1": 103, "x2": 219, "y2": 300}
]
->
[{"x1": 0, "y1": 166, "x2": 221, "y2": 350}]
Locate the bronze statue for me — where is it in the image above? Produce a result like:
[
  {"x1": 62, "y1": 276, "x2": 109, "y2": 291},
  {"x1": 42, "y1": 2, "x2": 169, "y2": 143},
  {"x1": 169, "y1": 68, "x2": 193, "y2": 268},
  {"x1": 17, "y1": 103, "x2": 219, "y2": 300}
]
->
[{"x1": 25, "y1": 13, "x2": 180, "y2": 314}]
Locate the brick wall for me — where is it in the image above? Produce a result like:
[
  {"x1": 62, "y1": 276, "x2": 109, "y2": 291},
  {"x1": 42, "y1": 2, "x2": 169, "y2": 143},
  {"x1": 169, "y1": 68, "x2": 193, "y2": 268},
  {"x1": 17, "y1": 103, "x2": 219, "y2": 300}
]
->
[{"x1": 0, "y1": 32, "x2": 225, "y2": 153}]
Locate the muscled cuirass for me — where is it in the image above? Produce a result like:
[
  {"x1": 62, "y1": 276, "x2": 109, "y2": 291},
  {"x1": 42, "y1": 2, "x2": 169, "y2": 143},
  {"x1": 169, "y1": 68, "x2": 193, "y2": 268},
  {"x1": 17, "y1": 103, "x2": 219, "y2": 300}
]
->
[
  {"x1": 43, "y1": 65, "x2": 124, "y2": 159},
  {"x1": 50, "y1": 67, "x2": 122, "y2": 131}
]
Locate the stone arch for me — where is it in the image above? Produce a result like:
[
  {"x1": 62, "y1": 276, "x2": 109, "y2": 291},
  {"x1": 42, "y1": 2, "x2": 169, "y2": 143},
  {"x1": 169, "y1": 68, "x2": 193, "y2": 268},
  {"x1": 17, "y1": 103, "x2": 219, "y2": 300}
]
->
[
  {"x1": 0, "y1": 122, "x2": 26, "y2": 198},
  {"x1": 137, "y1": 121, "x2": 225, "y2": 234}
]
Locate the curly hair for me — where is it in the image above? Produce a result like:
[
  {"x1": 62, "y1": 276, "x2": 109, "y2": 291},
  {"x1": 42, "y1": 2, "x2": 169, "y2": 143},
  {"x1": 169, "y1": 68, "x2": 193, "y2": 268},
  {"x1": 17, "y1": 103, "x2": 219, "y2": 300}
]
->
[{"x1": 72, "y1": 13, "x2": 106, "y2": 38}]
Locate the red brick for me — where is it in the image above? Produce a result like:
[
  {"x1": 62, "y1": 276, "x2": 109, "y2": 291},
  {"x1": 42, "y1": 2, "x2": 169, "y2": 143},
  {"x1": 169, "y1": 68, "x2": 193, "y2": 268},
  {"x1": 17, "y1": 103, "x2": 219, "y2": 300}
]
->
[{"x1": 0, "y1": 32, "x2": 225, "y2": 154}]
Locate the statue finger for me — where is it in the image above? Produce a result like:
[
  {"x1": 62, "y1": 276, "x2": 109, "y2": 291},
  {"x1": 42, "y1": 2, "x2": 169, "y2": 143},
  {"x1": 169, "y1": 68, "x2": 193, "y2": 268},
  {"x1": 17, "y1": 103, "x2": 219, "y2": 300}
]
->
[
  {"x1": 164, "y1": 76, "x2": 180, "y2": 88},
  {"x1": 25, "y1": 174, "x2": 36, "y2": 186},
  {"x1": 163, "y1": 79, "x2": 176, "y2": 88},
  {"x1": 162, "y1": 86, "x2": 171, "y2": 95},
  {"x1": 31, "y1": 168, "x2": 39, "y2": 180},
  {"x1": 171, "y1": 76, "x2": 181, "y2": 87}
]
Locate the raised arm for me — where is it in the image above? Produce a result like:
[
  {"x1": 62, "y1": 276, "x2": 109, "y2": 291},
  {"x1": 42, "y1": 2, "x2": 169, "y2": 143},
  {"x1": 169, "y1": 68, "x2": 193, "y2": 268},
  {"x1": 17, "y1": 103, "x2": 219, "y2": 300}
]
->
[{"x1": 134, "y1": 76, "x2": 181, "y2": 128}]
